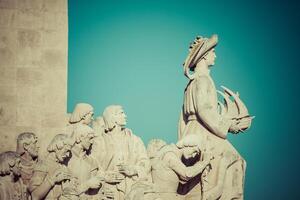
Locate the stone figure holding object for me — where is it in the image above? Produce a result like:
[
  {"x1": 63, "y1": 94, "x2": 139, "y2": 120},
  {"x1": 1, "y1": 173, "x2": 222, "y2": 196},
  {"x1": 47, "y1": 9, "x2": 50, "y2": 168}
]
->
[
  {"x1": 66, "y1": 124, "x2": 110, "y2": 200},
  {"x1": 28, "y1": 134, "x2": 73, "y2": 200},
  {"x1": 178, "y1": 34, "x2": 253, "y2": 200},
  {"x1": 91, "y1": 105, "x2": 151, "y2": 200}
]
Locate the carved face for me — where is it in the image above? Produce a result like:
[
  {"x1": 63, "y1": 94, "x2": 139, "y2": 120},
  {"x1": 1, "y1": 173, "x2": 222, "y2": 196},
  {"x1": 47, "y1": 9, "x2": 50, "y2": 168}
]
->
[
  {"x1": 25, "y1": 137, "x2": 39, "y2": 159},
  {"x1": 11, "y1": 158, "x2": 21, "y2": 177},
  {"x1": 81, "y1": 133, "x2": 95, "y2": 151},
  {"x1": 55, "y1": 144, "x2": 72, "y2": 163},
  {"x1": 82, "y1": 111, "x2": 94, "y2": 125},
  {"x1": 182, "y1": 146, "x2": 200, "y2": 159},
  {"x1": 205, "y1": 48, "x2": 216, "y2": 66},
  {"x1": 114, "y1": 109, "x2": 127, "y2": 127}
]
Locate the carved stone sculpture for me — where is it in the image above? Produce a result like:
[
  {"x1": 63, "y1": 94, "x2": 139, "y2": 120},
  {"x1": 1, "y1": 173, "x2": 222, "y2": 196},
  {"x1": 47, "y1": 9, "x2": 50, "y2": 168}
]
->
[
  {"x1": 150, "y1": 135, "x2": 212, "y2": 200},
  {"x1": 0, "y1": 33, "x2": 252, "y2": 200},
  {"x1": 67, "y1": 103, "x2": 95, "y2": 136},
  {"x1": 91, "y1": 105, "x2": 151, "y2": 200},
  {"x1": 0, "y1": 151, "x2": 28, "y2": 200},
  {"x1": 125, "y1": 181, "x2": 159, "y2": 200},
  {"x1": 147, "y1": 139, "x2": 167, "y2": 162},
  {"x1": 16, "y1": 132, "x2": 40, "y2": 186},
  {"x1": 67, "y1": 124, "x2": 105, "y2": 199},
  {"x1": 28, "y1": 134, "x2": 73, "y2": 200},
  {"x1": 178, "y1": 34, "x2": 253, "y2": 200}
]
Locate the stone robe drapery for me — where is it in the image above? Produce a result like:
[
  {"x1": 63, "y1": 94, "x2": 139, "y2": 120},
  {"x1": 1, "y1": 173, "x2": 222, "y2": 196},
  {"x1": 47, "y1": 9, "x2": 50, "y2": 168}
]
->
[
  {"x1": 151, "y1": 144, "x2": 186, "y2": 200},
  {"x1": 178, "y1": 74, "x2": 246, "y2": 199},
  {"x1": 67, "y1": 148, "x2": 99, "y2": 200},
  {"x1": 20, "y1": 156, "x2": 37, "y2": 186},
  {"x1": 29, "y1": 157, "x2": 66, "y2": 200},
  {"x1": 92, "y1": 128, "x2": 150, "y2": 199},
  {"x1": 0, "y1": 177, "x2": 28, "y2": 200}
]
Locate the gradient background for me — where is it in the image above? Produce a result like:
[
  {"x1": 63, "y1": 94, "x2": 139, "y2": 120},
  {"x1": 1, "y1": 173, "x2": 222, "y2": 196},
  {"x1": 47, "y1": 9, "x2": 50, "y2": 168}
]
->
[{"x1": 68, "y1": 0, "x2": 300, "y2": 199}]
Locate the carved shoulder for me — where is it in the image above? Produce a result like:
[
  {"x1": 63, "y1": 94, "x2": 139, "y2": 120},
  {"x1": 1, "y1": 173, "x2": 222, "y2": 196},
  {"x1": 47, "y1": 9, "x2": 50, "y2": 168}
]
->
[{"x1": 193, "y1": 75, "x2": 211, "y2": 89}]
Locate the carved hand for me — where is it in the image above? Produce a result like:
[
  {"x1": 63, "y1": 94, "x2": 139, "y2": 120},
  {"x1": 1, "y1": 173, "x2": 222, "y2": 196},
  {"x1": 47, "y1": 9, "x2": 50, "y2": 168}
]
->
[
  {"x1": 117, "y1": 164, "x2": 137, "y2": 177},
  {"x1": 101, "y1": 187, "x2": 114, "y2": 199},
  {"x1": 62, "y1": 178, "x2": 79, "y2": 196},
  {"x1": 86, "y1": 176, "x2": 102, "y2": 189},
  {"x1": 104, "y1": 171, "x2": 124, "y2": 183},
  {"x1": 229, "y1": 119, "x2": 242, "y2": 134},
  {"x1": 49, "y1": 168, "x2": 72, "y2": 185}
]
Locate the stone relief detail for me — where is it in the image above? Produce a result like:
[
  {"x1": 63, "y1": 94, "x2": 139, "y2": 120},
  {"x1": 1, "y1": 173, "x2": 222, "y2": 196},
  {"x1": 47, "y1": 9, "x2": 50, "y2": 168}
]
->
[
  {"x1": 16, "y1": 132, "x2": 40, "y2": 186},
  {"x1": 0, "y1": 34, "x2": 252, "y2": 200},
  {"x1": 150, "y1": 134, "x2": 212, "y2": 200},
  {"x1": 0, "y1": 151, "x2": 28, "y2": 200},
  {"x1": 67, "y1": 103, "x2": 95, "y2": 135},
  {"x1": 66, "y1": 124, "x2": 105, "y2": 200},
  {"x1": 91, "y1": 105, "x2": 151, "y2": 200},
  {"x1": 178, "y1": 34, "x2": 253, "y2": 200},
  {"x1": 28, "y1": 134, "x2": 73, "y2": 200}
]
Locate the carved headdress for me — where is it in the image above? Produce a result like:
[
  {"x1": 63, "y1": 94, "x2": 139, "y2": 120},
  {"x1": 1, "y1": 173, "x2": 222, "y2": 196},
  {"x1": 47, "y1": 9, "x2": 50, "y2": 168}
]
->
[
  {"x1": 69, "y1": 103, "x2": 93, "y2": 124},
  {"x1": 183, "y1": 34, "x2": 218, "y2": 80}
]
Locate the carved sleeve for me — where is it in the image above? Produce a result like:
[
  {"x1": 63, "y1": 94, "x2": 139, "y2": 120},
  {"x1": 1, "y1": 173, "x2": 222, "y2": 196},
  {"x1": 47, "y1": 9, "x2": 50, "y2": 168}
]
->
[
  {"x1": 28, "y1": 166, "x2": 48, "y2": 192},
  {"x1": 133, "y1": 136, "x2": 151, "y2": 180},
  {"x1": 178, "y1": 107, "x2": 187, "y2": 140},
  {"x1": 166, "y1": 152, "x2": 207, "y2": 182},
  {"x1": 193, "y1": 76, "x2": 231, "y2": 139}
]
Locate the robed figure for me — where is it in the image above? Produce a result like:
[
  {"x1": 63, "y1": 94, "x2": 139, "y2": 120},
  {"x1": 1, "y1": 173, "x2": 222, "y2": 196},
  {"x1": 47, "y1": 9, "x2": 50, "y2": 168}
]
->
[
  {"x1": 92, "y1": 105, "x2": 151, "y2": 200},
  {"x1": 178, "y1": 35, "x2": 253, "y2": 200}
]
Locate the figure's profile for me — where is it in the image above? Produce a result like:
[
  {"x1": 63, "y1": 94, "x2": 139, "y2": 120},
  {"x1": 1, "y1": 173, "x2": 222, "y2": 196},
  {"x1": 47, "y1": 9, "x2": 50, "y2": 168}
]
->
[
  {"x1": 178, "y1": 34, "x2": 253, "y2": 200},
  {"x1": 0, "y1": 32, "x2": 252, "y2": 200},
  {"x1": 91, "y1": 105, "x2": 151, "y2": 200}
]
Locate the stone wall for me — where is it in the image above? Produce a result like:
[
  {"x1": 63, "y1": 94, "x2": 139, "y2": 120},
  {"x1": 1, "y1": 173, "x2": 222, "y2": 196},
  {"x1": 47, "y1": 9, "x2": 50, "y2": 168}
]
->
[{"x1": 0, "y1": 0, "x2": 68, "y2": 154}]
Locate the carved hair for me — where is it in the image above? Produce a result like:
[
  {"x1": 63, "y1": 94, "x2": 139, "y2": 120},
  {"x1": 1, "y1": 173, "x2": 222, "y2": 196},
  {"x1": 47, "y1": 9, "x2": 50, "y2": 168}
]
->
[
  {"x1": 47, "y1": 134, "x2": 71, "y2": 153},
  {"x1": 69, "y1": 103, "x2": 94, "y2": 124},
  {"x1": 0, "y1": 151, "x2": 20, "y2": 176},
  {"x1": 16, "y1": 132, "x2": 37, "y2": 155},
  {"x1": 70, "y1": 125, "x2": 95, "y2": 145},
  {"x1": 176, "y1": 134, "x2": 202, "y2": 150},
  {"x1": 102, "y1": 105, "x2": 123, "y2": 132},
  {"x1": 147, "y1": 139, "x2": 167, "y2": 159}
]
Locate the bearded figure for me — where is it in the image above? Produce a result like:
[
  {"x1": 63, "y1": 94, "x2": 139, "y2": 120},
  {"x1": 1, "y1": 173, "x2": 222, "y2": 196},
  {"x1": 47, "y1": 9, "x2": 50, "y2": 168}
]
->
[
  {"x1": 29, "y1": 134, "x2": 73, "y2": 200},
  {"x1": 16, "y1": 132, "x2": 39, "y2": 186}
]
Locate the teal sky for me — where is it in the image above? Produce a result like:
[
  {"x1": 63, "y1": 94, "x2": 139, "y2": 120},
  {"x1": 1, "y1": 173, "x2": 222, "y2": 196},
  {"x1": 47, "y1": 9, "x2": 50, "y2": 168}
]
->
[{"x1": 68, "y1": 0, "x2": 300, "y2": 199}]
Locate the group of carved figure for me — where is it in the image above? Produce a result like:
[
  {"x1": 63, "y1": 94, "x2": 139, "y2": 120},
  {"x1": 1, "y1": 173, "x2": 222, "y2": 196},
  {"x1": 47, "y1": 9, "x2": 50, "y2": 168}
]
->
[{"x1": 0, "y1": 35, "x2": 253, "y2": 200}]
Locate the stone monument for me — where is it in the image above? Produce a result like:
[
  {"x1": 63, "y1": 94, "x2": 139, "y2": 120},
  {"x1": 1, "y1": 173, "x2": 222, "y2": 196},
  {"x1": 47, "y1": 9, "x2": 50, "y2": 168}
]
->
[
  {"x1": 178, "y1": 34, "x2": 253, "y2": 200},
  {"x1": 0, "y1": 4, "x2": 253, "y2": 197}
]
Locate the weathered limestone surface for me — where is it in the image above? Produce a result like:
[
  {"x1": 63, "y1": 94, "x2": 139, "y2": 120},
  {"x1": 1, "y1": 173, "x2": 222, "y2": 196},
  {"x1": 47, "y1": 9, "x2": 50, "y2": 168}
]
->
[{"x1": 0, "y1": 0, "x2": 68, "y2": 154}]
